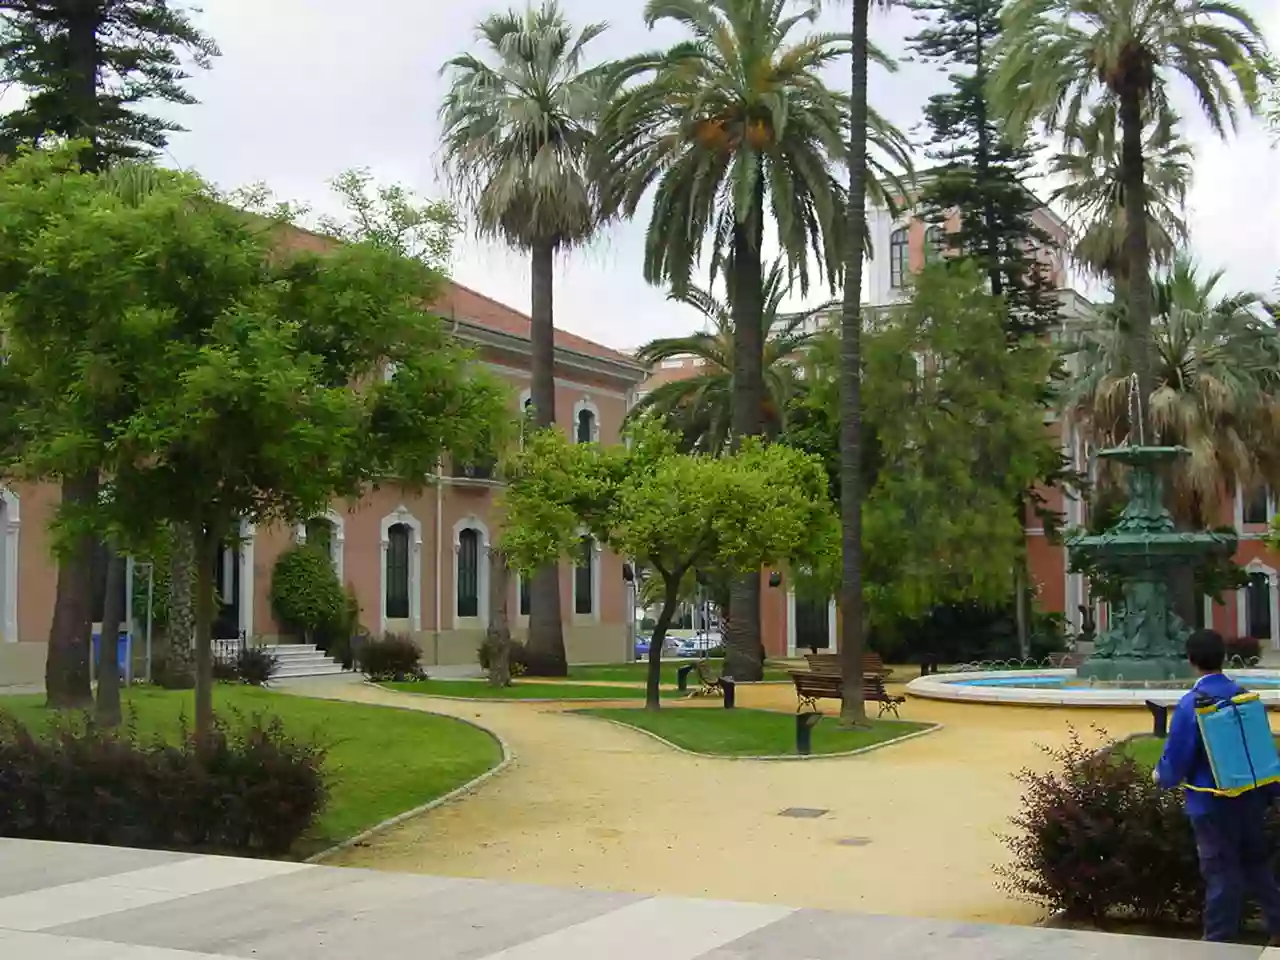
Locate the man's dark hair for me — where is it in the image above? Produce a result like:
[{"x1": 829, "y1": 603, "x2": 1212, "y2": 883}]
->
[{"x1": 1186, "y1": 629, "x2": 1226, "y2": 672}]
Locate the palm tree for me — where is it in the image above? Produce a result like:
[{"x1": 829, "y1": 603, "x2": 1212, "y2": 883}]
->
[
  {"x1": 1049, "y1": 104, "x2": 1193, "y2": 283},
  {"x1": 440, "y1": 2, "x2": 610, "y2": 676},
  {"x1": 993, "y1": 0, "x2": 1272, "y2": 434},
  {"x1": 633, "y1": 260, "x2": 835, "y2": 454},
  {"x1": 1066, "y1": 256, "x2": 1280, "y2": 527},
  {"x1": 597, "y1": 0, "x2": 909, "y2": 682}
]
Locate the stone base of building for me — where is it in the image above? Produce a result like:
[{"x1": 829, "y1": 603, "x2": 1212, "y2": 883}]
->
[
  {"x1": 1076, "y1": 656, "x2": 1193, "y2": 683},
  {"x1": 0, "y1": 640, "x2": 47, "y2": 690},
  {"x1": 415, "y1": 623, "x2": 630, "y2": 669}
]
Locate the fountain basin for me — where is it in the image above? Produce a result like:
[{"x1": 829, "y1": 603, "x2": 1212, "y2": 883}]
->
[{"x1": 907, "y1": 668, "x2": 1280, "y2": 708}]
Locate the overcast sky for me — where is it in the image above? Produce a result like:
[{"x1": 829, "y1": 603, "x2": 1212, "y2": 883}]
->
[{"x1": 163, "y1": 0, "x2": 1280, "y2": 351}]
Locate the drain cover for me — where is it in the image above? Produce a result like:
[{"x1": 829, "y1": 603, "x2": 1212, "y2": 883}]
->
[
  {"x1": 779, "y1": 807, "x2": 829, "y2": 818},
  {"x1": 837, "y1": 836, "x2": 872, "y2": 847}
]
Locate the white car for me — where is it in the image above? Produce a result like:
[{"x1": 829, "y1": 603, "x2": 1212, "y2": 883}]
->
[{"x1": 675, "y1": 635, "x2": 721, "y2": 659}]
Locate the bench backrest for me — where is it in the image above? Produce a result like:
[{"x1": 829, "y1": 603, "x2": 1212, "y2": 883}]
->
[
  {"x1": 804, "y1": 653, "x2": 889, "y2": 678},
  {"x1": 694, "y1": 660, "x2": 717, "y2": 684}
]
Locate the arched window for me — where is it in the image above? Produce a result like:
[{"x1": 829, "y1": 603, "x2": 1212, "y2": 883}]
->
[
  {"x1": 385, "y1": 523, "x2": 410, "y2": 620},
  {"x1": 574, "y1": 536, "x2": 595, "y2": 616},
  {"x1": 889, "y1": 226, "x2": 909, "y2": 288},
  {"x1": 924, "y1": 225, "x2": 946, "y2": 263},
  {"x1": 1247, "y1": 571, "x2": 1273, "y2": 641},
  {"x1": 457, "y1": 528, "x2": 480, "y2": 619},
  {"x1": 576, "y1": 407, "x2": 596, "y2": 444}
]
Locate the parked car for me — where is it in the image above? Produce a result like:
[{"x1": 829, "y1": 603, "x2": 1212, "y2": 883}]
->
[
  {"x1": 675, "y1": 635, "x2": 721, "y2": 659},
  {"x1": 634, "y1": 635, "x2": 679, "y2": 660}
]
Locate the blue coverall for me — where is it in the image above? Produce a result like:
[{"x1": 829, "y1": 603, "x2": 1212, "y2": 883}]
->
[{"x1": 1156, "y1": 672, "x2": 1280, "y2": 942}]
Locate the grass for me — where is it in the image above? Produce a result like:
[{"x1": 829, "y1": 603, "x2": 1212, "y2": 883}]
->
[
  {"x1": 1121, "y1": 734, "x2": 1280, "y2": 770},
  {"x1": 382, "y1": 679, "x2": 682, "y2": 700},
  {"x1": 580, "y1": 705, "x2": 931, "y2": 757},
  {"x1": 0, "y1": 685, "x2": 503, "y2": 858},
  {"x1": 568, "y1": 659, "x2": 791, "y2": 684}
]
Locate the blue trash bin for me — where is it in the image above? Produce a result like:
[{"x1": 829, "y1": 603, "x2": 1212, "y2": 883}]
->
[{"x1": 91, "y1": 631, "x2": 131, "y2": 678}]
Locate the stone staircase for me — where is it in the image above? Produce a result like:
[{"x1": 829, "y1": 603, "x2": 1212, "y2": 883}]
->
[{"x1": 261, "y1": 643, "x2": 347, "y2": 680}]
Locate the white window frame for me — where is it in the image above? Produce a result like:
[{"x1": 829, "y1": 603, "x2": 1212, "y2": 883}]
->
[
  {"x1": 572, "y1": 533, "x2": 601, "y2": 622},
  {"x1": 889, "y1": 226, "x2": 909, "y2": 289},
  {"x1": 572, "y1": 396, "x2": 601, "y2": 444},
  {"x1": 380, "y1": 507, "x2": 423, "y2": 634},
  {"x1": 452, "y1": 516, "x2": 490, "y2": 629},
  {"x1": 294, "y1": 509, "x2": 346, "y2": 583},
  {"x1": 237, "y1": 520, "x2": 255, "y2": 639},
  {"x1": 1238, "y1": 560, "x2": 1279, "y2": 650},
  {"x1": 515, "y1": 570, "x2": 531, "y2": 623},
  {"x1": 786, "y1": 585, "x2": 838, "y2": 656},
  {"x1": 0, "y1": 487, "x2": 18, "y2": 643},
  {"x1": 1235, "y1": 480, "x2": 1275, "y2": 533}
]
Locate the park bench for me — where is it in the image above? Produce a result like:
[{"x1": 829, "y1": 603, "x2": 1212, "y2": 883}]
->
[
  {"x1": 804, "y1": 652, "x2": 893, "y2": 680},
  {"x1": 789, "y1": 670, "x2": 906, "y2": 719},
  {"x1": 678, "y1": 659, "x2": 737, "y2": 707}
]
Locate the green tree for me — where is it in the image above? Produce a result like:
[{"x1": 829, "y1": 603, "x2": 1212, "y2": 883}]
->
[
  {"x1": 316, "y1": 168, "x2": 460, "y2": 271},
  {"x1": 992, "y1": 0, "x2": 1272, "y2": 432},
  {"x1": 0, "y1": 150, "x2": 507, "y2": 739},
  {"x1": 598, "y1": 0, "x2": 909, "y2": 683},
  {"x1": 501, "y1": 421, "x2": 837, "y2": 708},
  {"x1": 0, "y1": 0, "x2": 217, "y2": 707},
  {"x1": 631, "y1": 259, "x2": 834, "y2": 454},
  {"x1": 440, "y1": 1, "x2": 611, "y2": 677}
]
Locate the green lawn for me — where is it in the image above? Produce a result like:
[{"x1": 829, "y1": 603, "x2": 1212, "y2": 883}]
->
[
  {"x1": 0, "y1": 685, "x2": 502, "y2": 858},
  {"x1": 580, "y1": 705, "x2": 931, "y2": 757},
  {"x1": 1122, "y1": 734, "x2": 1280, "y2": 769},
  {"x1": 569, "y1": 660, "x2": 791, "y2": 684},
  {"x1": 383, "y1": 679, "x2": 682, "y2": 700}
]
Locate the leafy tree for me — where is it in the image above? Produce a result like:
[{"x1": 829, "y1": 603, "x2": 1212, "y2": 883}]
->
[
  {"x1": 316, "y1": 168, "x2": 460, "y2": 271},
  {"x1": 440, "y1": 2, "x2": 611, "y2": 677},
  {"x1": 0, "y1": 150, "x2": 507, "y2": 739},
  {"x1": 501, "y1": 421, "x2": 837, "y2": 707},
  {"x1": 631, "y1": 259, "x2": 834, "y2": 454},
  {"x1": 597, "y1": 0, "x2": 909, "y2": 683},
  {"x1": 992, "y1": 0, "x2": 1272, "y2": 433},
  {"x1": 0, "y1": 0, "x2": 217, "y2": 707},
  {"x1": 908, "y1": 0, "x2": 1060, "y2": 338}
]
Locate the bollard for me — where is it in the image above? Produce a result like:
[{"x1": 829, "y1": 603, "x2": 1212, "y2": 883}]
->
[
  {"x1": 677, "y1": 663, "x2": 695, "y2": 692},
  {"x1": 796, "y1": 711, "x2": 822, "y2": 755},
  {"x1": 1145, "y1": 699, "x2": 1169, "y2": 738},
  {"x1": 721, "y1": 677, "x2": 736, "y2": 709}
]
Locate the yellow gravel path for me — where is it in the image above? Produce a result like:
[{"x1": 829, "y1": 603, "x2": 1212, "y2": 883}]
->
[{"x1": 295, "y1": 679, "x2": 1151, "y2": 924}]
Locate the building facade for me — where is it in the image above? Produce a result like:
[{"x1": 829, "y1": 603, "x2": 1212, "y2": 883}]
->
[{"x1": 0, "y1": 251, "x2": 648, "y2": 687}]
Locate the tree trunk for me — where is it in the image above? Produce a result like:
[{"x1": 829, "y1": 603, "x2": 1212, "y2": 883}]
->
[
  {"x1": 165, "y1": 524, "x2": 196, "y2": 688},
  {"x1": 486, "y1": 549, "x2": 513, "y2": 688},
  {"x1": 646, "y1": 579, "x2": 681, "y2": 711},
  {"x1": 1118, "y1": 89, "x2": 1154, "y2": 437},
  {"x1": 838, "y1": 0, "x2": 872, "y2": 727},
  {"x1": 95, "y1": 549, "x2": 126, "y2": 726},
  {"x1": 45, "y1": 470, "x2": 99, "y2": 708},
  {"x1": 722, "y1": 165, "x2": 766, "y2": 683},
  {"x1": 525, "y1": 238, "x2": 567, "y2": 676},
  {"x1": 193, "y1": 523, "x2": 218, "y2": 743}
]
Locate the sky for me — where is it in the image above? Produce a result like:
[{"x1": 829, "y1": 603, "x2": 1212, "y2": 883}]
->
[{"x1": 161, "y1": 0, "x2": 1280, "y2": 353}]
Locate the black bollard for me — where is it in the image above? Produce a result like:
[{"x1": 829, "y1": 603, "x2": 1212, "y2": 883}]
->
[
  {"x1": 721, "y1": 677, "x2": 736, "y2": 709},
  {"x1": 677, "y1": 663, "x2": 695, "y2": 692},
  {"x1": 796, "y1": 711, "x2": 822, "y2": 755},
  {"x1": 1145, "y1": 699, "x2": 1169, "y2": 738}
]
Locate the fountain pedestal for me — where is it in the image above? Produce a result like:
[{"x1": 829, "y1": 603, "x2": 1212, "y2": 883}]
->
[{"x1": 1066, "y1": 446, "x2": 1236, "y2": 683}]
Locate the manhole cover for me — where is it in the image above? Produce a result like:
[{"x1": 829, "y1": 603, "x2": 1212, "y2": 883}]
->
[
  {"x1": 779, "y1": 807, "x2": 829, "y2": 819},
  {"x1": 837, "y1": 836, "x2": 872, "y2": 847}
]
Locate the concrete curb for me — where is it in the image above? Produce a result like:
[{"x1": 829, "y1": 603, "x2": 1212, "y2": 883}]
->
[
  {"x1": 304, "y1": 700, "x2": 514, "y2": 865},
  {"x1": 570, "y1": 709, "x2": 943, "y2": 762}
]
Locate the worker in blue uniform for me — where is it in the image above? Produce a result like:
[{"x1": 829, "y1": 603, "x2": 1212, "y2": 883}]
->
[{"x1": 1156, "y1": 629, "x2": 1280, "y2": 943}]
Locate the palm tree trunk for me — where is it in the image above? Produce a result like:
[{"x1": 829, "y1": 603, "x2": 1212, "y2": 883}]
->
[
  {"x1": 838, "y1": 0, "x2": 871, "y2": 726},
  {"x1": 485, "y1": 548, "x2": 513, "y2": 688},
  {"x1": 165, "y1": 524, "x2": 196, "y2": 688},
  {"x1": 193, "y1": 522, "x2": 218, "y2": 743},
  {"x1": 1118, "y1": 90, "x2": 1154, "y2": 436},
  {"x1": 95, "y1": 549, "x2": 126, "y2": 727},
  {"x1": 722, "y1": 175, "x2": 766, "y2": 683},
  {"x1": 44, "y1": 471, "x2": 99, "y2": 708},
  {"x1": 526, "y1": 238, "x2": 567, "y2": 676}
]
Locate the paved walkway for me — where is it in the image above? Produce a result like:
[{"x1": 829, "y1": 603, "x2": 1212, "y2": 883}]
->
[
  {"x1": 292, "y1": 677, "x2": 1154, "y2": 924},
  {"x1": 0, "y1": 839, "x2": 1265, "y2": 958}
]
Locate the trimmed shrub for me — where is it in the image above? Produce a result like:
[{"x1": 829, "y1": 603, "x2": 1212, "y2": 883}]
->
[
  {"x1": 236, "y1": 647, "x2": 278, "y2": 686},
  {"x1": 1000, "y1": 729, "x2": 1280, "y2": 925},
  {"x1": 0, "y1": 710, "x2": 326, "y2": 856},
  {"x1": 270, "y1": 546, "x2": 346, "y2": 650},
  {"x1": 478, "y1": 636, "x2": 528, "y2": 678},
  {"x1": 356, "y1": 633, "x2": 425, "y2": 681}
]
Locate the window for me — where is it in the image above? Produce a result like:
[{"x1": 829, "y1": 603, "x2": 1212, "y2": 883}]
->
[
  {"x1": 1244, "y1": 486, "x2": 1270, "y2": 525},
  {"x1": 457, "y1": 528, "x2": 480, "y2": 619},
  {"x1": 519, "y1": 573, "x2": 531, "y2": 617},
  {"x1": 1247, "y1": 572, "x2": 1272, "y2": 640},
  {"x1": 519, "y1": 394, "x2": 533, "y2": 448},
  {"x1": 889, "y1": 227, "x2": 909, "y2": 288},
  {"x1": 305, "y1": 517, "x2": 333, "y2": 559},
  {"x1": 924, "y1": 225, "x2": 945, "y2": 263},
  {"x1": 576, "y1": 408, "x2": 596, "y2": 444},
  {"x1": 574, "y1": 536, "x2": 594, "y2": 615},
  {"x1": 385, "y1": 523, "x2": 410, "y2": 619}
]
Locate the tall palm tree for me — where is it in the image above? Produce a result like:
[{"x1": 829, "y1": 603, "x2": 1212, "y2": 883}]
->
[
  {"x1": 633, "y1": 260, "x2": 835, "y2": 454},
  {"x1": 440, "y1": 2, "x2": 610, "y2": 676},
  {"x1": 1066, "y1": 257, "x2": 1280, "y2": 526},
  {"x1": 1049, "y1": 104, "x2": 1193, "y2": 283},
  {"x1": 993, "y1": 0, "x2": 1272, "y2": 435},
  {"x1": 597, "y1": 0, "x2": 909, "y2": 682}
]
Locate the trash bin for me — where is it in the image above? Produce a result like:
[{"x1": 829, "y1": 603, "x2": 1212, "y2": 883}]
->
[{"x1": 91, "y1": 631, "x2": 131, "y2": 678}]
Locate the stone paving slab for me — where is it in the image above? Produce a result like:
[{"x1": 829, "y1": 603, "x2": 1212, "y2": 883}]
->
[{"x1": 0, "y1": 840, "x2": 1268, "y2": 959}]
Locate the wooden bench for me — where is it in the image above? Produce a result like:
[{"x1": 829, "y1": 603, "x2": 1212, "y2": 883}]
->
[
  {"x1": 804, "y1": 652, "x2": 893, "y2": 680},
  {"x1": 689, "y1": 659, "x2": 724, "y2": 698},
  {"x1": 789, "y1": 671, "x2": 906, "y2": 719}
]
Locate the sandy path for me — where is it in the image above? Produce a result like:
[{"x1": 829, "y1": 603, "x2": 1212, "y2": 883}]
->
[{"x1": 292, "y1": 679, "x2": 1151, "y2": 924}]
